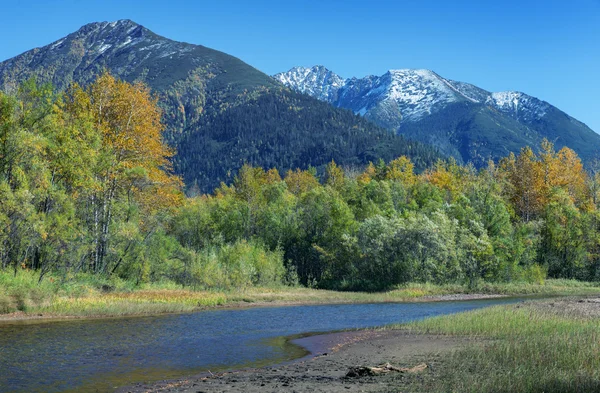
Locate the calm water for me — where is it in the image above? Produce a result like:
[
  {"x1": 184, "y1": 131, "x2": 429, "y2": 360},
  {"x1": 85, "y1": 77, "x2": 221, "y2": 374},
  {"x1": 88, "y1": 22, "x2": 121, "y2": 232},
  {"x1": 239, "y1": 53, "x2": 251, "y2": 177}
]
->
[{"x1": 0, "y1": 298, "x2": 522, "y2": 392}]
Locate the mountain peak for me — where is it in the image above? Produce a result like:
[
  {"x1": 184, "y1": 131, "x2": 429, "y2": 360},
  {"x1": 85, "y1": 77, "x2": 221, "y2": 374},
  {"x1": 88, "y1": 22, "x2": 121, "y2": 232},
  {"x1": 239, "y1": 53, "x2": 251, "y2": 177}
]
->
[
  {"x1": 74, "y1": 19, "x2": 144, "y2": 38},
  {"x1": 42, "y1": 19, "x2": 157, "y2": 60},
  {"x1": 276, "y1": 66, "x2": 467, "y2": 121},
  {"x1": 0, "y1": 19, "x2": 276, "y2": 94},
  {"x1": 80, "y1": 19, "x2": 139, "y2": 28},
  {"x1": 274, "y1": 65, "x2": 345, "y2": 102},
  {"x1": 288, "y1": 65, "x2": 335, "y2": 74},
  {"x1": 387, "y1": 68, "x2": 433, "y2": 75}
]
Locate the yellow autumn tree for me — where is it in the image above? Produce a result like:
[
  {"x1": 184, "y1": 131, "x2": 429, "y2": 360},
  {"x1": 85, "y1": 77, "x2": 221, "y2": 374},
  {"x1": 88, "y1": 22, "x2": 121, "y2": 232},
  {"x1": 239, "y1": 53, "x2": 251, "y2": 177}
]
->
[
  {"x1": 423, "y1": 158, "x2": 473, "y2": 199},
  {"x1": 500, "y1": 147, "x2": 544, "y2": 221},
  {"x1": 538, "y1": 139, "x2": 589, "y2": 209},
  {"x1": 357, "y1": 162, "x2": 376, "y2": 185},
  {"x1": 67, "y1": 72, "x2": 182, "y2": 272},
  {"x1": 324, "y1": 160, "x2": 345, "y2": 191},
  {"x1": 385, "y1": 156, "x2": 416, "y2": 185},
  {"x1": 284, "y1": 168, "x2": 320, "y2": 195},
  {"x1": 555, "y1": 147, "x2": 589, "y2": 208}
]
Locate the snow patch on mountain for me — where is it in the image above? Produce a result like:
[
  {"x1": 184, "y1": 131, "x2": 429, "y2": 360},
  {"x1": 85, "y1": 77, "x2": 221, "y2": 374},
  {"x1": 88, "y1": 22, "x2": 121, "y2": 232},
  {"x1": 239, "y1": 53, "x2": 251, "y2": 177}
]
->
[
  {"x1": 98, "y1": 44, "x2": 112, "y2": 54},
  {"x1": 441, "y1": 79, "x2": 489, "y2": 103},
  {"x1": 384, "y1": 69, "x2": 460, "y2": 119},
  {"x1": 386, "y1": 69, "x2": 456, "y2": 104},
  {"x1": 275, "y1": 67, "x2": 468, "y2": 122},
  {"x1": 274, "y1": 66, "x2": 346, "y2": 102},
  {"x1": 487, "y1": 91, "x2": 549, "y2": 121},
  {"x1": 50, "y1": 39, "x2": 65, "y2": 50}
]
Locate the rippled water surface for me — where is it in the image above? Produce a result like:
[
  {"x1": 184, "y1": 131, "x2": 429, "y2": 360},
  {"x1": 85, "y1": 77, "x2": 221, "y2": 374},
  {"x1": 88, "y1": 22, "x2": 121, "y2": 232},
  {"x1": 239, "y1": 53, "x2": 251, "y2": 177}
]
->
[{"x1": 0, "y1": 298, "x2": 522, "y2": 392}]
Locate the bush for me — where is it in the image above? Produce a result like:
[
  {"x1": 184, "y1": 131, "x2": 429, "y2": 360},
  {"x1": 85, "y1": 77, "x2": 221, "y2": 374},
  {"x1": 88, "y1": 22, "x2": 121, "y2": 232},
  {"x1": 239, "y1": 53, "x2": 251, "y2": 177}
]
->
[
  {"x1": 0, "y1": 269, "x2": 58, "y2": 313},
  {"x1": 522, "y1": 264, "x2": 547, "y2": 284},
  {"x1": 189, "y1": 240, "x2": 285, "y2": 290}
]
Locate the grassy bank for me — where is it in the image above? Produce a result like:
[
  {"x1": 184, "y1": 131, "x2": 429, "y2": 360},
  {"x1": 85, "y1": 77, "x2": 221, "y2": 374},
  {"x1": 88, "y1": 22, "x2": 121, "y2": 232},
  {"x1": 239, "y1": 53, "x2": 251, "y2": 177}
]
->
[
  {"x1": 399, "y1": 299, "x2": 600, "y2": 392},
  {"x1": 2, "y1": 270, "x2": 600, "y2": 320}
]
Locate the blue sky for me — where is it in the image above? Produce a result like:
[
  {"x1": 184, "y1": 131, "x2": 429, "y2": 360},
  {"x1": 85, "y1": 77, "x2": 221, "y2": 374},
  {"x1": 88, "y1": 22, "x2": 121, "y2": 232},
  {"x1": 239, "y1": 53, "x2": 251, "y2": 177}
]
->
[{"x1": 1, "y1": 0, "x2": 599, "y2": 131}]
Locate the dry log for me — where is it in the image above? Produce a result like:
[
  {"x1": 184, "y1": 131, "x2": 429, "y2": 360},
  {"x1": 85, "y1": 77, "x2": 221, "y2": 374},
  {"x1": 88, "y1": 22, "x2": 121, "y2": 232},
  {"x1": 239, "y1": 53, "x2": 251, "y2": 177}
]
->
[{"x1": 346, "y1": 362, "x2": 428, "y2": 377}]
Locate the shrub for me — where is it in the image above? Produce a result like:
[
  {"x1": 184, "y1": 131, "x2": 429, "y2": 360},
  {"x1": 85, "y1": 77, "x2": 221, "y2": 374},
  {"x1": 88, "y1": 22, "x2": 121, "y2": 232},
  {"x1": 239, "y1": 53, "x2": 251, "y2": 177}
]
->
[{"x1": 189, "y1": 240, "x2": 284, "y2": 290}]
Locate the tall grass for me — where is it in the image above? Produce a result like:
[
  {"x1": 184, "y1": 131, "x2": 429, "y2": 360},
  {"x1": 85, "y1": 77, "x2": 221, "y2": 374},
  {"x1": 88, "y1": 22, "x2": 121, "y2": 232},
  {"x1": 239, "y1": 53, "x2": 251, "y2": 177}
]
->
[
  {"x1": 0, "y1": 270, "x2": 57, "y2": 312},
  {"x1": 402, "y1": 302, "x2": 600, "y2": 392}
]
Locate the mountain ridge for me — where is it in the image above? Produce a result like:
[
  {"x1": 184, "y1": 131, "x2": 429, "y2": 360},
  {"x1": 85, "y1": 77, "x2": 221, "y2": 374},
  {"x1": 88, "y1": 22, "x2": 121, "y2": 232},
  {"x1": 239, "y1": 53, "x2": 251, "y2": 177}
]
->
[
  {"x1": 274, "y1": 65, "x2": 560, "y2": 124},
  {"x1": 274, "y1": 65, "x2": 599, "y2": 165}
]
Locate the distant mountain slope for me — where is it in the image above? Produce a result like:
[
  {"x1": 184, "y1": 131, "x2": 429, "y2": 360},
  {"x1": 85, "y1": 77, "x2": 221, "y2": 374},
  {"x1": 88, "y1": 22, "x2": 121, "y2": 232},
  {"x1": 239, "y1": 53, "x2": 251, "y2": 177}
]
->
[
  {"x1": 176, "y1": 89, "x2": 442, "y2": 190},
  {"x1": 275, "y1": 66, "x2": 600, "y2": 166},
  {"x1": 0, "y1": 21, "x2": 442, "y2": 191}
]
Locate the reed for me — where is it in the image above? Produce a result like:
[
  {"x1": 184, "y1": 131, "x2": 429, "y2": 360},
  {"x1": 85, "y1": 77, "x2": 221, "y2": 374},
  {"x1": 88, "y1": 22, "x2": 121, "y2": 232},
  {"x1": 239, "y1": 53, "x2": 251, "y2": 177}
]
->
[{"x1": 401, "y1": 301, "x2": 600, "y2": 392}]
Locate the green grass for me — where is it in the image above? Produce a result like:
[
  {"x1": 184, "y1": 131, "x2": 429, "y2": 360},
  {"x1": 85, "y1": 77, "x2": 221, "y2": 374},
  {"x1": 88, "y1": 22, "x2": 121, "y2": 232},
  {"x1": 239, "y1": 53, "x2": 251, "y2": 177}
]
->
[
  {"x1": 398, "y1": 301, "x2": 600, "y2": 392},
  {"x1": 2, "y1": 269, "x2": 600, "y2": 320}
]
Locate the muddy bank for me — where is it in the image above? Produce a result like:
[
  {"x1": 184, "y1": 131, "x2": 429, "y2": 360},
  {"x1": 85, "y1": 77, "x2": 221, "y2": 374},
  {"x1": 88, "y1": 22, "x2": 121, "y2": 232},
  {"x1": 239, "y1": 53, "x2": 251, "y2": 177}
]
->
[
  {"x1": 122, "y1": 330, "x2": 470, "y2": 393},
  {"x1": 527, "y1": 296, "x2": 600, "y2": 319},
  {"x1": 420, "y1": 293, "x2": 506, "y2": 301}
]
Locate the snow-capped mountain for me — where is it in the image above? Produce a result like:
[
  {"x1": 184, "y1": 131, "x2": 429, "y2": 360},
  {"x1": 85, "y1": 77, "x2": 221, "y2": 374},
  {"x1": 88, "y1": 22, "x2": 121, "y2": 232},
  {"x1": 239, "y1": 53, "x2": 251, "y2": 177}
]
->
[
  {"x1": 274, "y1": 66, "x2": 600, "y2": 166},
  {"x1": 274, "y1": 66, "x2": 551, "y2": 124}
]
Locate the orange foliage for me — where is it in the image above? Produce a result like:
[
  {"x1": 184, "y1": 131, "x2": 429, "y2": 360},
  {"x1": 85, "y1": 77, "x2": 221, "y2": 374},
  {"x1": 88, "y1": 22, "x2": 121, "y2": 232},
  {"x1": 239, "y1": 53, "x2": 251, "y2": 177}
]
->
[
  {"x1": 284, "y1": 168, "x2": 320, "y2": 195},
  {"x1": 500, "y1": 140, "x2": 591, "y2": 220},
  {"x1": 357, "y1": 162, "x2": 376, "y2": 185},
  {"x1": 423, "y1": 158, "x2": 472, "y2": 199}
]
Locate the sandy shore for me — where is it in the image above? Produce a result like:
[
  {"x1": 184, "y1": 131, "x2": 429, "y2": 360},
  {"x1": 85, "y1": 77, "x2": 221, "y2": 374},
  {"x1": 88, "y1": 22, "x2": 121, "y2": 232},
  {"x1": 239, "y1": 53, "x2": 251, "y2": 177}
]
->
[{"x1": 121, "y1": 329, "x2": 471, "y2": 393}]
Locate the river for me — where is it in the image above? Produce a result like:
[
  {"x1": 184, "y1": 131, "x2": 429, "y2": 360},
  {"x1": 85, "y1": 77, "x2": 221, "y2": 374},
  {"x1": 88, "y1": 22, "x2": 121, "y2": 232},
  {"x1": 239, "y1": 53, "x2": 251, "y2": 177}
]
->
[{"x1": 0, "y1": 298, "x2": 522, "y2": 392}]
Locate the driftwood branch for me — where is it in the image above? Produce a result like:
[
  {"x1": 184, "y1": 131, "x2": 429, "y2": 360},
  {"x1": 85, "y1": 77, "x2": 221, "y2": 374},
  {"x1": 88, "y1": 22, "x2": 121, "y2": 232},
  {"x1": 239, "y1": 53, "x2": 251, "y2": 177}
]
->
[{"x1": 346, "y1": 362, "x2": 428, "y2": 377}]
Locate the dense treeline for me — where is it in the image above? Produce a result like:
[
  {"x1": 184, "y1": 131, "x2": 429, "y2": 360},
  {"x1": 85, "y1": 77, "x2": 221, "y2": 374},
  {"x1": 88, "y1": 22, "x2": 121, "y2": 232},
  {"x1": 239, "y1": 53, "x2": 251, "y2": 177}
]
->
[
  {"x1": 176, "y1": 144, "x2": 600, "y2": 290},
  {"x1": 2, "y1": 75, "x2": 600, "y2": 291}
]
